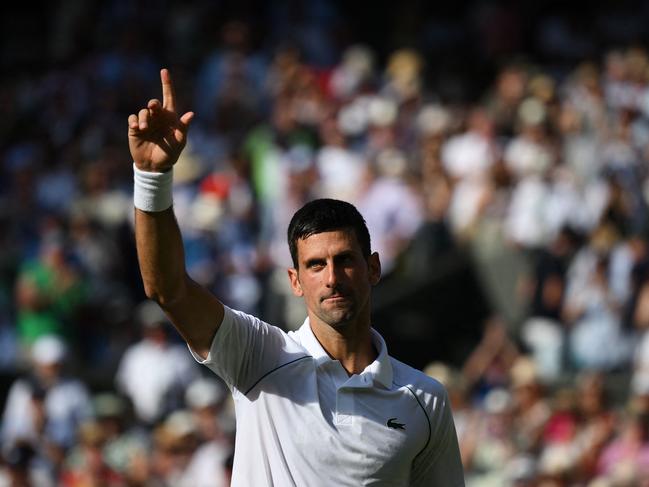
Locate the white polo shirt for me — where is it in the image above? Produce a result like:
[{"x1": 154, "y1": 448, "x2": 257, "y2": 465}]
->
[{"x1": 191, "y1": 306, "x2": 465, "y2": 486}]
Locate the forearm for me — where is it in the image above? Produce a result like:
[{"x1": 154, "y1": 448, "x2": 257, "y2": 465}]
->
[
  {"x1": 135, "y1": 207, "x2": 188, "y2": 305},
  {"x1": 134, "y1": 206, "x2": 224, "y2": 357}
]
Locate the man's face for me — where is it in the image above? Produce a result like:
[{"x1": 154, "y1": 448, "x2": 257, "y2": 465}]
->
[{"x1": 288, "y1": 229, "x2": 380, "y2": 330}]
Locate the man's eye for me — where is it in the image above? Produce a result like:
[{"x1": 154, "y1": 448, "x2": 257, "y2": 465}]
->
[{"x1": 339, "y1": 255, "x2": 354, "y2": 265}]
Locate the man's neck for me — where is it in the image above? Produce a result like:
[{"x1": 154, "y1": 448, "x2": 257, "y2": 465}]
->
[{"x1": 309, "y1": 317, "x2": 377, "y2": 376}]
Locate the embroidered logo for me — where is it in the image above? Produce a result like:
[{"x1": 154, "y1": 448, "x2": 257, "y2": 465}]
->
[{"x1": 387, "y1": 417, "x2": 405, "y2": 430}]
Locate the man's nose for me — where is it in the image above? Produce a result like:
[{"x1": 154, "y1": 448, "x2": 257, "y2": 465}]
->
[{"x1": 325, "y1": 262, "x2": 340, "y2": 287}]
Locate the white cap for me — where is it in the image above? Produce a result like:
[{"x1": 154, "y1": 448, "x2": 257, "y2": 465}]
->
[
  {"x1": 367, "y1": 96, "x2": 397, "y2": 127},
  {"x1": 31, "y1": 335, "x2": 67, "y2": 365},
  {"x1": 135, "y1": 300, "x2": 167, "y2": 328},
  {"x1": 185, "y1": 378, "x2": 225, "y2": 409},
  {"x1": 417, "y1": 104, "x2": 451, "y2": 136},
  {"x1": 484, "y1": 388, "x2": 512, "y2": 414}
]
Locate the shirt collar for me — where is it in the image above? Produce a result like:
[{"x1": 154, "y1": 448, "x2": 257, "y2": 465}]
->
[{"x1": 295, "y1": 318, "x2": 393, "y2": 389}]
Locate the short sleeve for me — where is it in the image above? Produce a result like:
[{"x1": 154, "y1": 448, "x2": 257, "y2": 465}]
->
[
  {"x1": 410, "y1": 391, "x2": 465, "y2": 486},
  {"x1": 188, "y1": 306, "x2": 304, "y2": 395}
]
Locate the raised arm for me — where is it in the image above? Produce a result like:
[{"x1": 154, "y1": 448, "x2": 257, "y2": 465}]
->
[{"x1": 128, "y1": 68, "x2": 223, "y2": 359}]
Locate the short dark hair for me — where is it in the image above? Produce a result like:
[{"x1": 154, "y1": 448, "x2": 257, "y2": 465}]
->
[{"x1": 287, "y1": 199, "x2": 371, "y2": 268}]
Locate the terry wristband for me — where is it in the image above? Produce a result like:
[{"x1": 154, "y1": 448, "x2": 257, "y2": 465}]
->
[{"x1": 133, "y1": 164, "x2": 174, "y2": 212}]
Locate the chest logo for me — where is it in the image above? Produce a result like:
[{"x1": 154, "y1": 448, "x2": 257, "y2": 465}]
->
[{"x1": 387, "y1": 417, "x2": 405, "y2": 430}]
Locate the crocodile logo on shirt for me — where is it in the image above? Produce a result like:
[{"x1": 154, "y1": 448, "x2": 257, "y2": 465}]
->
[{"x1": 387, "y1": 417, "x2": 405, "y2": 430}]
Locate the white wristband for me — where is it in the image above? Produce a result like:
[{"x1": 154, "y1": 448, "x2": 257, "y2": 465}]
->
[{"x1": 133, "y1": 164, "x2": 174, "y2": 212}]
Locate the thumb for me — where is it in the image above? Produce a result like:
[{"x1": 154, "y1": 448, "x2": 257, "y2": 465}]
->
[{"x1": 179, "y1": 111, "x2": 195, "y2": 130}]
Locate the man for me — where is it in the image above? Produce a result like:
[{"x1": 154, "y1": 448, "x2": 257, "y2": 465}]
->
[
  {"x1": 128, "y1": 69, "x2": 465, "y2": 486},
  {"x1": 115, "y1": 299, "x2": 200, "y2": 424},
  {"x1": 2, "y1": 334, "x2": 92, "y2": 451}
]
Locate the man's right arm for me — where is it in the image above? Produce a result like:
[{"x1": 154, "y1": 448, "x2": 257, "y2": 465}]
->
[
  {"x1": 129, "y1": 69, "x2": 223, "y2": 359},
  {"x1": 135, "y1": 207, "x2": 223, "y2": 359}
]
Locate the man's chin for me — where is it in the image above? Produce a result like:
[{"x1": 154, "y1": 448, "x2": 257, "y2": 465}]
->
[{"x1": 321, "y1": 310, "x2": 356, "y2": 329}]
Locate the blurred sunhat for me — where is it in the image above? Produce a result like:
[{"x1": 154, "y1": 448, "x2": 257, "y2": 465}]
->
[
  {"x1": 135, "y1": 299, "x2": 168, "y2": 328},
  {"x1": 417, "y1": 104, "x2": 451, "y2": 136},
  {"x1": 93, "y1": 392, "x2": 127, "y2": 418},
  {"x1": 423, "y1": 361, "x2": 466, "y2": 392},
  {"x1": 165, "y1": 409, "x2": 197, "y2": 438},
  {"x1": 185, "y1": 377, "x2": 226, "y2": 409},
  {"x1": 484, "y1": 387, "x2": 512, "y2": 414},
  {"x1": 31, "y1": 334, "x2": 67, "y2": 365},
  {"x1": 174, "y1": 145, "x2": 205, "y2": 185},
  {"x1": 375, "y1": 148, "x2": 407, "y2": 178},
  {"x1": 510, "y1": 356, "x2": 540, "y2": 388},
  {"x1": 367, "y1": 96, "x2": 397, "y2": 127},
  {"x1": 341, "y1": 45, "x2": 374, "y2": 77}
]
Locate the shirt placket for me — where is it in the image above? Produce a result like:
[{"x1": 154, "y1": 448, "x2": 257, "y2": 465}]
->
[{"x1": 335, "y1": 371, "x2": 373, "y2": 426}]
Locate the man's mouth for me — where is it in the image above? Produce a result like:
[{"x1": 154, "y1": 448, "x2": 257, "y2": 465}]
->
[{"x1": 322, "y1": 294, "x2": 348, "y2": 302}]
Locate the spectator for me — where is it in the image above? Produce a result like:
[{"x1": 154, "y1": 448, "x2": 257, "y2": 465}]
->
[
  {"x1": 115, "y1": 300, "x2": 200, "y2": 425},
  {"x1": 0, "y1": 441, "x2": 54, "y2": 487},
  {"x1": 596, "y1": 409, "x2": 649, "y2": 483},
  {"x1": 59, "y1": 420, "x2": 123, "y2": 487},
  {"x1": 509, "y1": 357, "x2": 552, "y2": 454},
  {"x1": 14, "y1": 230, "x2": 86, "y2": 347},
  {"x1": 564, "y1": 246, "x2": 633, "y2": 371},
  {"x1": 181, "y1": 377, "x2": 234, "y2": 487},
  {"x1": 1, "y1": 334, "x2": 92, "y2": 476},
  {"x1": 91, "y1": 392, "x2": 150, "y2": 485},
  {"x1": 150, "y1": 411, "x2": 200, "y2": 486}
]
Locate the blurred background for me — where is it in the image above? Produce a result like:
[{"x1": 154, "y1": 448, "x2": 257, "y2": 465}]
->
[{"x1": 2, "y1": 0, "x2": 649, "y2": 485}]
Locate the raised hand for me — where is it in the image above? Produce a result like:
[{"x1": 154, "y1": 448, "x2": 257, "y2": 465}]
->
[{"x1": 128, "y1": 69, "x2": 194, "y2": 173}]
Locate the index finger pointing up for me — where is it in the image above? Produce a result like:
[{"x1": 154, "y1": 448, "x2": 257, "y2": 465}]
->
[{"x1": 161, "y1": 68, "x2": 176, "y2": 112}]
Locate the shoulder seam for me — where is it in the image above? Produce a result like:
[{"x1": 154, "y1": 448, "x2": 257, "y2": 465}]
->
[
  {"x1": 243, "y1": 355, "x2": 311, "y2": 396},
  {"x1": 393, "y1": 381, "x2": 432, "y2": 459}
]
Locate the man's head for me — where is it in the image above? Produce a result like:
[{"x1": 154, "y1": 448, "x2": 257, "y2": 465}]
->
[
  {"x1": 287, "y1": 199, "x2": 371, "y2": 268},
  {"x1": 287, "y1": 199, "x2": 380, "y2": 330}
]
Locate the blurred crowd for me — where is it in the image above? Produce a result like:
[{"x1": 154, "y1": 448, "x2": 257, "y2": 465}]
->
[{"x1": 2, "y1": 1, "x2": 649, "y2": 485}]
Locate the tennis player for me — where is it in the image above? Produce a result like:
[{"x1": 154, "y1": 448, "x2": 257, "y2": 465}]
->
[{"x1": 129, "y1": 69, "x2": 465, "y2": 486}]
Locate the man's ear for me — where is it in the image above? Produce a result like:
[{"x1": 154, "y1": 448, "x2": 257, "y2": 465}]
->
[
  {"x1": 368, "y1": 252, "x2": 381, "y2": 286},
  {"x1": 287, "y1": 268, "x2": 304, "y2": 297}
]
